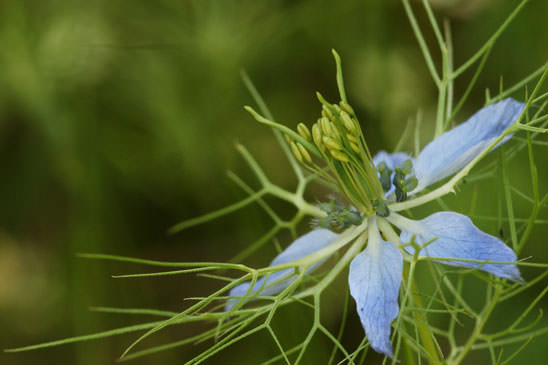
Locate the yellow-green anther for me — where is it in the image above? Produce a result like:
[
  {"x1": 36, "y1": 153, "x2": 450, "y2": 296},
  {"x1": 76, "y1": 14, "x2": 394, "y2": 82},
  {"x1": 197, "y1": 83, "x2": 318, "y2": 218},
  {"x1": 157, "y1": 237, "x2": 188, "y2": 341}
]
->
[
  {"x1": 297, "y1": 123, "x2": 311, "y2": 141},
  {"x1": 284, "y1": 134, "x2": 292, "y2": 145},
  {"x1": 302, "y1": 98, "x2": 384, "y2": 212},
  {"x1": 323, "y1": 136, "x2": 342, "y2": 151},
  {"x1": 341, "y1": 112, "x2": 356, "y2": 134},
  {"x1": 329, "y1": 149, "x2": 349, "y2": 163},
  {"x1": 290, "y1": 141, "x2": 303, "y2": 163},
  {"x1": 312, "y1": 123, "x2": 323, "y2": 148},
  {"x1": 329, "y1": 121, "x2": 342, "y2": 140},
  {"x1": 340, "y1": 101, "x2": 355, "y2": 116},
  {"x1": 347, "y1": 134, "x2": 359, "y2": 144},
  {"x1": 322, "y1": 105, "x2": 334, "y2": 121},
  {"x1": 297, "y1": 143, "x2": 312, "y2": 163},
  {"x1": 320, "y1": 117, "x2": 332, "y2": 137}
]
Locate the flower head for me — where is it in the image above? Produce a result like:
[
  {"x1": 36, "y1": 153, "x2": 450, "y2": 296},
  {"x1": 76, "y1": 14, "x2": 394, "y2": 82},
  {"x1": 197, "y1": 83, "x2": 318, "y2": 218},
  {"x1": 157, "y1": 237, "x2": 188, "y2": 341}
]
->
[{"x1": 229, "y1": 97, "x2": 525, "y2": 357}]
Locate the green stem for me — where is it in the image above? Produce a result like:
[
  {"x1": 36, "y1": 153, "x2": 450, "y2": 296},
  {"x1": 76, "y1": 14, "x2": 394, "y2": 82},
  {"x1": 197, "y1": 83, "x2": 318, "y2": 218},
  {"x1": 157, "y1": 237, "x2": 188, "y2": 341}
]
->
[
  {"x1": 268, "y1": 185, "x2": 324, "y2": 217},
  {"x1": 449, "y1": 286, "x2": 503, "y2": 364},
  {"x1": 411, "y1": 279, "x2": 441, "y2": 364},
  {"x1": 401, "y1": 0, "x2": 441, "y2": 86}
]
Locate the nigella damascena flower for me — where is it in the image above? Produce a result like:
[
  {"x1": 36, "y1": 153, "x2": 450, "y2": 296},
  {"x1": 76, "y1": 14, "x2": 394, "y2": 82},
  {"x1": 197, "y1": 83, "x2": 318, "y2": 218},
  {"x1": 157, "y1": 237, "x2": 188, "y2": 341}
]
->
[{"x1": 228, "y1": 98, "x2": 525, "y2": 357}]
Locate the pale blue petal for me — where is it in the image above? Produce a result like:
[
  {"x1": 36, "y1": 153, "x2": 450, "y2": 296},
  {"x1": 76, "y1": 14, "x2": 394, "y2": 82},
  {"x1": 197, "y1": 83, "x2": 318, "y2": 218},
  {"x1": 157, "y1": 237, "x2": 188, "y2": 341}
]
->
[
  {"x1": 224, "y1": 271, "x2": 288, "y2": 312},
  {"x1": 348, "y1": 234, "x2": 402, "y2": 357},
  {"x1": 399, "y1": 212, "x2": 522, "y2": 281},
  {"x1": 225, "y1": 229, "x2": 338, "y2": 311},
  {"x1": 270, "y1": 229, "x2": 338, "y2": 266},
  {"x1": 414, "y1": 98, "x2": 524, "y2": 191}
]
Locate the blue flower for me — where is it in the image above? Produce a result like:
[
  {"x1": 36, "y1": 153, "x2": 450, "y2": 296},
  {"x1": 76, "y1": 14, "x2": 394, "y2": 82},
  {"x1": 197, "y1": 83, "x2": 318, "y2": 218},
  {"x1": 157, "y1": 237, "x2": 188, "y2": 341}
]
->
[{"x1": 227, "y1": 98, "x2": 525, "y2": 357}]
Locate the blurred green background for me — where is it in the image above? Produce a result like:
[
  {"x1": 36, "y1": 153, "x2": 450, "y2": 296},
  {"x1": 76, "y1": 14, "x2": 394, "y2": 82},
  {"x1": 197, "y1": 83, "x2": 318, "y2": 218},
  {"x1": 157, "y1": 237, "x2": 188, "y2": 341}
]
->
[{"x1": 1, "y1": 0, "x2": 547, "y2": 364}]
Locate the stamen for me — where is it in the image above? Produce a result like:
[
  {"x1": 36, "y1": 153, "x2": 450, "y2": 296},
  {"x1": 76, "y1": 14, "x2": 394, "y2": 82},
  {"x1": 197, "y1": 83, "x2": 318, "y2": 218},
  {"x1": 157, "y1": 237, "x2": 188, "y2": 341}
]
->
[
  {"x1": 284, "y1": 134, "x2": 292, "y2": 145},
  {"x1": 312, "y1": 123, "x2": 323, "y2": 148},
  {"x1": 347, "y1": 134, "x2": 359, "y2": 144},
  {"x1": 297, "y1": 143, "x2": 312, "y2": 163},
  {"x1": 320, "y1": 117, "x2": 332, "y2": 136},
  {"x1": 340, "y1": 101, "x2": 355, "y2": 116},
  {"x1": 323, "y1": 136, "x2": 343, "y2": 151},
  {"x1": 281, "y1": 97, "x2": 385, "y2": 216},
  {"x1": 322, "y1": 105, "x2": 335, "y2": 120},
  {"x1": 341, "y1": 112, "x2": 356, "y2": 133},
  {"x1": 297, "y1": 123, "x2": 311, "y2": 141},
  {"x1": 330, "y1": 149, "x2": 349, "y2": 162},
  {"x1": 330, "y1": 121, "x2": 342, "y2": 140},
  {"x1": 290, "y1": 141, "x2": 303, "y2": 163}
]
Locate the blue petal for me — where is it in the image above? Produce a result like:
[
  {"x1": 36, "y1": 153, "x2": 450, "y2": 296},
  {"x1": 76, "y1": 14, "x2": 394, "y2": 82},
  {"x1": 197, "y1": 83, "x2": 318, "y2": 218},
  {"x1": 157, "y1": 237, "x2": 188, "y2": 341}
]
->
[
  {"x1": 270, "y1": 229, "x2": 338, "y2": 266},
  {"x1": 414, "y1": 98, "x2": 524, "y2": 191},
  {"x1": 225, "y1": 229, "x2": 338, "y2": 311},
  {"x1": 398, "y1": 212, "x2": 522, "y2": 281},
  {"x1": 373, "y1": 151, "x2": 414, "y2": 171},
  {"x1": 349, "y1": 227, "x2": 402, "y2": 357}
]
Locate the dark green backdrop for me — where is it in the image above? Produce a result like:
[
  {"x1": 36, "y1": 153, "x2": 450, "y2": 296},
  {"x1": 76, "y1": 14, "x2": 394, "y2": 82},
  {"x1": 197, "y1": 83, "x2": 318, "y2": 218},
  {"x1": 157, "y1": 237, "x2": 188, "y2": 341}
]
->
[{"x1": 1, "y1": 0, "x2": 547, "y2": 364}]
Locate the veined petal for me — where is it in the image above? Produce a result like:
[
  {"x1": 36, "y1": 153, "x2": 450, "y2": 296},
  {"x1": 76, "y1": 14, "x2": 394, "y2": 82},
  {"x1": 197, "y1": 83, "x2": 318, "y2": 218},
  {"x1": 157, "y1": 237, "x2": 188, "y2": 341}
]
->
[
  {"x1": 391, "y1": 212, "x2": 522, "y2": 281},
  {"x1": 225, "y1": 229, "x2": 338, "y2": 311},
  {"x1": 349, "y1": 218, "x2": 402, "y2": 357},
  {"x1": 413, "y1": 98, "x2": 524, "y2": 192},
  {"x1": 373, "y1": 151, "x2": 414, "y2": 171}
]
